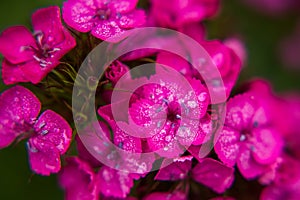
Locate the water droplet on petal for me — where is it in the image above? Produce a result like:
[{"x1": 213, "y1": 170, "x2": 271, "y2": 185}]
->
[
  {"x1": 165, "y1": 135, "x2": 172, "y2": 142},
  {"x1": 240, "y1": 134, "x2": 246, "y2": 141},
  {"x1": 187, "y1": 101, "x2": 197, "y2": 108},
  {"x1": 198, "y1": 92, "x2": 207, "y2": 102}
]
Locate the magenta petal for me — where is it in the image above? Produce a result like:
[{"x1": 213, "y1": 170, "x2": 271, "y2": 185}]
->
[
  {"x1": 59, "y1": 157, "x2": 98, "y2": 200},
  {"x1": 237, "y1": 143, "x2": 267, "y2": 179},
  {"x1": 19, "y1": 60, "x2": 60, "y2": 84},
  {"x1": 192, "y1": 158, "x2": 234, "y2": 194},
  {"x1": 33, "y1": 110, "x2": 72, "y2": 154},
  {"x1": 214, "y1": 126, "x2": 240, "y2": 167},
  {"x1": 111, "y1": 0, "x2": 138, "y2": 13},
  {"x1": 156, "y1": 52, "x2": 194, "y2": 78},
  {"x1": 109, "y1": 121, "x2": 142, "y2": 153},
  {"x1": 147, "y1": 121, "x2": 184, "y2": 158},
  {"x1": 1, "y1": 59, "x2": 29, "y2": 85},
  {"x1": 32, "y1": 6, "x2": 76, "y2": 60},
  {"x1": 155, "y1": 156, "x2": 192, "y2": 181},
  {"x1": 62, "y1": 0, "x2": 95, "y2": 32},
  {"x1": 273, "y1": 154, "x2": 300, "y2": 186},
  {"x1": 177, "y1": 6, "x2": 207, "y2": 25},
  {"x1": 225, "y1": 93, "x2": 257, "y2": 131},
  {"x1": 0, "y1": 26, "x2": 35, "y2": 64},
  {"x1": 91, "y1": 21, "x2": 124, "y2": 40},
  {"x1": 192, "y1": 114, "x2": 213, "y2": 145},
  {"x1": 251, "y1": 128, "x2": 283, "y2": 165},
  {"x1": 97, "y1": 166, "x2": 134, "y2": 198},
  {"x1": 76, "y1": 135, "x2": 103, "y2": 168},
  {"x1": 188, "y1": 78, "x2": 209, "y2": 118},
  {"x1": 118, "y1": 10, "x2": 146, "y2": 28},
  {"x1": 178, "y1": 22, "x2": 206, "y2": 43},
  {"x1": 27, "y1": 138, "x2": 61, "y2": 175},
  {"x1": 31, "y1": 6, "x2": 65, "y2": 46}
]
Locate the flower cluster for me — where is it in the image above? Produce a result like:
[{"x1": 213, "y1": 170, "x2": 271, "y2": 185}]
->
[{"x1": 0, "y1": 0, "x2": 299, "y2": 200}]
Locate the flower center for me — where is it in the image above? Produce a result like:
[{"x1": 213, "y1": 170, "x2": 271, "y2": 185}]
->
[
  {"x1": 95, "y1": 8, "x2": 111, "y2": 20},
  {"x1": 166, "y1": 101, "x2": 181, "y2": 123},
  {"x1": 21, "y1": 31, "x2": 60, "y2": 67}
]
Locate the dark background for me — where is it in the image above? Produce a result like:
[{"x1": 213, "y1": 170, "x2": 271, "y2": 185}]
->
[{"x1": 0, "y1": 0, "x2": 299, "y2": 199}]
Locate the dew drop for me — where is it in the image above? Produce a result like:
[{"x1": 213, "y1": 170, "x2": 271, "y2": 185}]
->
[
  {"x1": 179, "y1": 173, "x2": 185, "y2": 179},
  {"x1": 198, "y1": 92, "x2": 207, "y2": 102},
  {"x1": 38, "y1": 122, "x2": 46, "y2": 129},
  {"x1": 165, "y1": 135, "x2": 172, "y2": 142},
  {"x1": 163, "y1": 146, "x2": 169, "y2": 151},
  {"x1": 240, "y1": 134, "x2": 246, "y2": 141},
  {"x1": 187, "y1": 101, "x2": 197, "y2": 108},
  {"x1": 102, "y1": 169, "x2": 111, "y2": 181},
  {"x1": 157, "y1": 121, "x2": 162, "y2": 128},
  {"x1": 136, "y1": 162, "x2": 147, "y2": 174}
]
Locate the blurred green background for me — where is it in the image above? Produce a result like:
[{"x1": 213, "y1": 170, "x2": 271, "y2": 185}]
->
[{"x1": 0, "y1": 0, "x2": 299, "y2": 200}]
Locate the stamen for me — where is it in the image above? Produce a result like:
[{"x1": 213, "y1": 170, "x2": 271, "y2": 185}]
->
[{"x1": 26, "y1": 142, "x2": 38, "y2": 153}]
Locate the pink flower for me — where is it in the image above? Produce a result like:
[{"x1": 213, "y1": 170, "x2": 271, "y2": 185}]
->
[
  {"x1": 260, "y1": 154, "x2": 300, "y2": 200},
  {"x1": 128, "y1": 73, "x2": 209, "y2": 158},
  {"x1": 59, "y1": 157, "x2": 99, "y2": 200},
  {"x1": 0, "y1": 86, "x2": 72, "y2": 175},
  {"x1": 63, "y1": 0, "x2": 146, "y2": 40},
  {"x1": 214, "y1": 92, "x2": 284, "y2": 179},
  {"x1": 0, "y1": 6, "x2": 76, "y2": 84},
  {"x1": 149, "y1": 0, "x2": 220, "y2": 29}
]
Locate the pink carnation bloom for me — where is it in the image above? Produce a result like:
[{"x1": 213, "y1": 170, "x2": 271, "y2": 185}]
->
[
  {"x1": 214, "y1": 91, "x2": 284, "y2": 179},
  {"x1": 63, "y1": 0, "x2": 146, "y2": 40},
  {"x1": 0, "y1": 6, "x2": 76, "y2": 84},
  {"x1": 260, "y1": 154, "x2": 300, "y2": 200},
  {"x1": 149, "y1": 0, "x2": 220, "y2": 29},
  {"x1": 59, "y1": 157, "x2": 99, "y2": 200},
  {"x1": 0, "y1": 86, "x2": 72, "y2": 175},
  {"x1": 128, "y1": 74, "x2": 209, "y2": 158}
]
